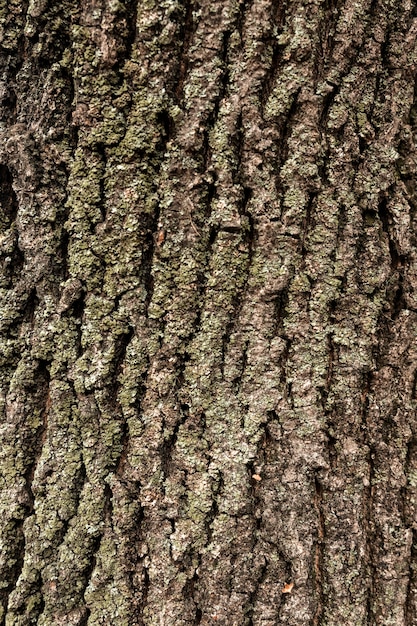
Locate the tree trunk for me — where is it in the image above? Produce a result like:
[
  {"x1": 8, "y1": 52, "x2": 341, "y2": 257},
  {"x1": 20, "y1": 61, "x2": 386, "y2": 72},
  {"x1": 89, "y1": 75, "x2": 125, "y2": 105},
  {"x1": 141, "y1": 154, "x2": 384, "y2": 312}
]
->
[{"x1": 1, "y1": 0, "x2": 417, "y2": 624}]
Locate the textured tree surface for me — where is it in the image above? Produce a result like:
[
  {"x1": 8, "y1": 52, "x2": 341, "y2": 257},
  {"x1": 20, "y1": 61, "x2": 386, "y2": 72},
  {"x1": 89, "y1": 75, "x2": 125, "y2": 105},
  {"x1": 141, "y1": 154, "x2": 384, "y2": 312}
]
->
[{"x1": 1, "y1": 0, "x2": 417, "y2": 624}]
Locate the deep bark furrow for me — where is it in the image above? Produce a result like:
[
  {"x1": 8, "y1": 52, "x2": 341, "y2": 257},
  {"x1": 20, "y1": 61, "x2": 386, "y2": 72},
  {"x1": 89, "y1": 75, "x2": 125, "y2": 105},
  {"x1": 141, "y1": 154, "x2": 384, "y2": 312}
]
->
[
  {"x1": 405, "y1": 528, "x2": 417, "y2": 626},
  {"x1": 174, "y1": 0, "x2": 196, "y2": 104}
]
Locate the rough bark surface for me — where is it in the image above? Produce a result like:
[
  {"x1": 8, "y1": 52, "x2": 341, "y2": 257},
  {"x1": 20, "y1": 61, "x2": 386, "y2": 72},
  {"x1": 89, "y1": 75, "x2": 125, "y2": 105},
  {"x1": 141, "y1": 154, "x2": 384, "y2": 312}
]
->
[{"x1": 1, "y1": 0, "x2": 417, "y2": 624}]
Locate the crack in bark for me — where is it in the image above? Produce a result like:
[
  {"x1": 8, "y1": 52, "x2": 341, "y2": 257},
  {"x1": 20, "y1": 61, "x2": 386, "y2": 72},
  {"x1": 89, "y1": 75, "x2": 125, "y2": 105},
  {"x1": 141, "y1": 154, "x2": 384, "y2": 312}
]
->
[
  {"x1": 276, "y1": 87, "x2": 301, "y2": 170},
  {"x1": 258, "y1": 0, "x2": 288, "y2": 118},
  {"x1": 160, "y1": 402, "x2": 189, "y2": 479},
  {"x1": 313, "y1": 474, "x2": 325, "y2": 626},
  {"x1": 362, "y1": 372, "x2": 376, "y2": 626},
  {"x1": 174, "y1": 0, "x2": 196, "y2": 103},
  {"x1": 24, "y1": 361, "x2": 51, "y2": 511},
  {"x1": 405, "y1": 528, "x2": 417, "y2": 626},
  {"x1": 0, "y1": 360, "x2": 51, "y2": 618}
]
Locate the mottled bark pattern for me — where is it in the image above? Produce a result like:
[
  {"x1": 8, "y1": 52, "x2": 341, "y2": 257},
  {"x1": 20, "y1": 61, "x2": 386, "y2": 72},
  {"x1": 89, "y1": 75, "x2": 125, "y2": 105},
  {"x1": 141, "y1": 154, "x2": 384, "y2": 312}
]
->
[{"x1": 1, "y1": 0, "x2": 417, "y2": 624}]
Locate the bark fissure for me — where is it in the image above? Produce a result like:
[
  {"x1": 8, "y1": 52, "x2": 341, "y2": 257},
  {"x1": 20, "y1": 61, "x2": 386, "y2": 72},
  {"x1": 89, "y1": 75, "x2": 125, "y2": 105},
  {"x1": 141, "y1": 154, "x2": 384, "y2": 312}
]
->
[{"x1": 313, "y1": 475, "x2": 324, "y2": 626}]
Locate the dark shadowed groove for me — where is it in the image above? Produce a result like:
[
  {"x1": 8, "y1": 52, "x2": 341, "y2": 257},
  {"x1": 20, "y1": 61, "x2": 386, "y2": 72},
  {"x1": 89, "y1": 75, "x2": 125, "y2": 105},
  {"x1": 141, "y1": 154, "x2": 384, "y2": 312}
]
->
[
  {"x1": 217, "y1": 186, "x2": 255, "y2": 377},
  {"x1": 112, "y1": 325, "x2": 135, "y2": 388},
  {"x1": 278, "y1": 338, "x2": 291, "y2": 386},
  {"x1": 219, "y1": 251, "x2": 254, "y2": 377},
  {"x1": 321, "y1": 331, "x2": 338, "y2": 469},
  {"x1": 143, "y1": 210, "x2": 161, "y2": 320},
  {"x1": 362, "y1": 370, "x2": 376, "y2": 626},
  {"x1": 232, "y1": 108, "x2": 244, "y2": 182},
  {"x1": 301, "y1": 192, "x2": 318, "y2": 258},
  {"x1": 48, "y1": 165, "x2": 71, "y2": 279},
  {"x1": 377, "y1": 196, "x2": 395, "y2": 258},
  {"x1": 73, "y1": 293, "x2": 85, "y2": 359},
  {"x1": 204, "y1": 470, "x2": 223, "y2": 548},
  {"x1": 78, "y1": 532, "x2": 103, "y2": 612},
  {"x1": 71, "y1": 290, "x2": 85, "y2": 322},
  {"x1": 0, "y1": 164, "x2": 18, "y2": 226},
  {"x1": 0, "y1": 0, "x2": 29, "y2": 67},
  {"x1": 202, "y1": 28, "x2": 232, "y2": 141},
  {"x1": 105, "y1": 324, "x2": 136, "y2": 479},
  {"x1": 160, "y1": 402, "x2": 190, "y2": 479},
  {"x1": 139, "y1": 566, "x2": 150, "y2": 625},
  {"x1": 281, "y1": 551, "x2": 294, "y2": 589},
  {"x1": 376, "y1": 194, "x2": 408, "y2": 320},
  {"x1": 59, "y1": 463, "x2": 105, "y2": 622},
  {"x1": 313, "y1": 474, "x2": 325, "y2": 626},
  {"x1": 259, "y1": 0, "x2": 288, "y2": 117},
  {"x1": 1, "y1": 360, "x2": 51, "y2": 617},
  {"x1": 78, "y1": 606, "x2": 91, "y2": 626},
  {"x1": 231, "y1": 338, "x2": 249, "y2": 391},
  {"x1": 174, "y1": 0, "x2": 196, "y2": 103},
  {"x1": 0, "y1": 56, "x2": 18, "y2": 126},
  {"x1": 245, "y1": 435, "x2": 269, "y2": 624},
  {"x1": 20, "y1": 289, "x2": 38, "y2": 329},
  {"x1": 0, "y1": 164, "x2": 25, "y2": 294},
  {"x1": 411, "y1": 371, "x2": 417, "y2": 401},
  {"x1": 0, "y1": 518, "x2": 25, "y2": 619},
  {"x1": 201, "y1": 125, "x2": 212, "y2": 175},
  {"x1": 194, "y1": 607, "x2": 202, "y2": 625},
  {"x1": 405, "y1": 528, "x2": 417, "y2": 626},
  {"x1": 272, "y1": 286, "x2": 289, "y2": 336},
  {"x1": 67, "y1": 49, "x2": 80, "y2": 153},
  {"x1": 24, "y1": 360, "x2": 51, "y2": 510},
  {"x1": 115, "y1": 419, "x2": 131, "y2": 477},
  {"x1": 124, "y1": 0, "x2": 140, "y2": 63},
  {"x1": 334, "y1": 203, "x2": 348, "y2": 257},
  {"x1": 160, "y1": 219, "x2": 222, "y2": 355},
  {"x1": 56, "y1": 58, "x2": 77, "y2": 139},
  {"x1": 236, "y1": 0, "x2": 252, "y2": 44},
  {"x1": 113, "y1": 485, "x2": 145, "y2": 624},
  {"x1": 401, "y1": 432, "x2": 416, "y2": 626},
  {"x1": 319, "y1": 82, "x2": 341, "y2": 129},
  {"x1": 95, "y1": 144, "x2": 107, "y2": 223},
  {"x1": 245, "y1": 557, "x2": 268, "y2": 626},
  {"x1": 26, "y1": 1, "x2": 74, "y2": 71},
  {"x1": 276, "y1": 87, "x2": 301, "y2": 170},
  {"x1": 141, "y1": 108, "x2": 177, "y2": 321},
  {"x1": 189, "y1": 21, "x2": 233, "y2": 239},
  {"x1": 58, "y1": 202, "x2": 71, "y2": 283},
  {"x1": 259, "y1": 39, "x2": 284, "y2": 117},
  {"x1": 182, "y1": 567, "x2": 201, "y2": 623},
  {"x1": 391, "y1": 267, "x2": 406, "y2": 319},
  {"x1": 276, "y1": 550, "x2": 295, "y2": 621},
  {"x1": 49, "y1": 458, "x2": 87, "y2": 560},
  {"x1": 317, "y1": 0, "x2": 340, "y2": 71},
  {"x1": 103, "y1": 482, "x2": 113, "y2": 527},
  {"x1": 5, "y1": 241, "x2": 25, "y2": 292}
]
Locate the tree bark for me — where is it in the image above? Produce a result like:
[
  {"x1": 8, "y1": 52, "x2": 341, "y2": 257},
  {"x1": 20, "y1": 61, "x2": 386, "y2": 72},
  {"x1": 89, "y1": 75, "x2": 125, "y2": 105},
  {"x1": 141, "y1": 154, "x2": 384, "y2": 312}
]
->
[{"x1": 1, "y1": 0, "x2": 417, "y2": 624}]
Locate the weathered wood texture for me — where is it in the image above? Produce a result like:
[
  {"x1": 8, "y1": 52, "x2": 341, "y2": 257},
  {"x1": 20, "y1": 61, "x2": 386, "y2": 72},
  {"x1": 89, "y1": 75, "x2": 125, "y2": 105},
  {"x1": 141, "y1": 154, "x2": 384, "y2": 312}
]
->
[{"x1": 1, "y1": 0, "x2": 417, "y2": 624}]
